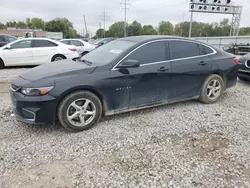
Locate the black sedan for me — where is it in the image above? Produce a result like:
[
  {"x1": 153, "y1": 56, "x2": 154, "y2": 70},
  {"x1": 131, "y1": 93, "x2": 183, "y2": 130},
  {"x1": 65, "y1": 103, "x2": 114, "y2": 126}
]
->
[
  {"x1": 238, "y1": 53, "x2": 250, "y2": 81},
  {"x1": 11, "y1": 36, "x2": 239, "y2": 132}
]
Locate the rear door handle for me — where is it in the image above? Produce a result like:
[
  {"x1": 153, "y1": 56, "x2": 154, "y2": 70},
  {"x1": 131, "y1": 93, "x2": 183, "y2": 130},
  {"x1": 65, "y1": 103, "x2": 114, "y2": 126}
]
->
[
  {"x1": 199, "y1": 61, "x2": 207, "y2": 66},
  {"x1": 158, "y1": 67, "x2": 169, "y2": 72}
]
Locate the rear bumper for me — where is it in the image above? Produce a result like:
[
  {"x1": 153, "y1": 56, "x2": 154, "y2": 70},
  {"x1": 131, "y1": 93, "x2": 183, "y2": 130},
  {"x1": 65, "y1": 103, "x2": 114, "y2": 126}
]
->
[
  {"x1": 11, "y1": 89, "x2": 57, "y2": 125},
  {"x1": 65, "y1": 52, "x2": 79, "y2": 60}
]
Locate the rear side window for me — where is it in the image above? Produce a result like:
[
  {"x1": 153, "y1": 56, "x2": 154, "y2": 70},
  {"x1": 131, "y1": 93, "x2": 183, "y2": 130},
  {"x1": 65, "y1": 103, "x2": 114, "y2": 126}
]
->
[
  {"x1": 0, "y1": 36, "x2": 5, "y2": 42},
  {"x1": 61, "y1": 40, "x2": 70, "y2": 45},
  {"x1": 199, "y1": 44, "x2": 214, "y2": 55},
  {"x1": 71, "y1": 40, "x2": 83, "y2": 46},
  {"x1": 125, "y1": 41, "x2": 167, "y2": 65},
  {"x1": 6, "y1": 36, "x2": 17, "y2": 42},
  {"x1": 33, "y1": 40, "x2": 58, "y2": 47},
  {"x1": 170, "y1": 41, "x2": 200, "y2": 59}
]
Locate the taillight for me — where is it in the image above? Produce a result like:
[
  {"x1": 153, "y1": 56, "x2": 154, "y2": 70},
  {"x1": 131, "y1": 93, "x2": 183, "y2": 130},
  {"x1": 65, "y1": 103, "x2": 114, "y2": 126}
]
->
[
  {"x1": 68, "y1": 48, "x2": 76, "y2": 52},
  {"x1": 95, "y1": 45, "x2": 99, "y2": 48},
  {"x1": 233, "y1": 57, "x2": 239, "y2": 64}
]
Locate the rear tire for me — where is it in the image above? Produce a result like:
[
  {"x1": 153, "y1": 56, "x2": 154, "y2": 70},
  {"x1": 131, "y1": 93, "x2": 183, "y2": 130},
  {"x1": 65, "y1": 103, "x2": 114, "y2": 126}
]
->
[
  {"x1": 51, "y1": 55, "x2": 66, "y2": 62},
  {"x1": 199, "y1": 74, "x2": 224, "y2": 104},
  {"x1": 0, "y1": 59, "x2": 4, "y2": 69},
  {"x1": 81, "y1": 51, "x2": 89, "y2": 56},
  {"x1": 58, "y1": 91, "x2": 102, "y2": 132}
]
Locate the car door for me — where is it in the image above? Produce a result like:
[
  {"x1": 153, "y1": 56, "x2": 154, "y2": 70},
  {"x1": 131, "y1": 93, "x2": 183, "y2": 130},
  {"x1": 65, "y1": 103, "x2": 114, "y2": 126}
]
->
[
  {"x1": 169, "y1": 40, "x2": 213, "y2": 101},
  {"x1": 3, "y1": 39, "x2": 33, "y2": 66},
  {"x1": 32, "y1": 39, "x2": 58, "y2": 64},
  {"x1": 112, "y1": 40, "x2": 171, "y2": 110}
]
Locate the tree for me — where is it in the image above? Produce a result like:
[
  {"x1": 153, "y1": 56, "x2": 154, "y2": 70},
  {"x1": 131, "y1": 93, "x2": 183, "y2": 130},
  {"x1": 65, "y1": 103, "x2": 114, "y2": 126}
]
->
[
  {"x1": 240, "y1": 27, "x2": 250, "y2": 35},
  {"x1": 127, "y1": 21, "x2": 142, "y2": 36},
  {"x1": 45, "y1": 18, "x2": 76, "y2": 38},
  {"x1": 158, "y1": 21, "x2": 174, "y2": 35},
  {"x1": 107, "y1": 22, "x2": 125, "y2": 37},
  {"x1": 6, "y1": 21, "x2": 17, "y2": 28},
  {"x1": 0, "y1": 22, "x2": 5, "y2": 29},
  {"x1": 96, "y1": 28, "x2": 105, "y2": 38},
  {"x1": 141, "y1": 25, "x2": 157, "y2": 35},
  {"x1": 16, "y1": 21, "x2": 27, "y2": 29},
  {"x1": 30, "y1": 18, "x2": 45, "y2": 30}
]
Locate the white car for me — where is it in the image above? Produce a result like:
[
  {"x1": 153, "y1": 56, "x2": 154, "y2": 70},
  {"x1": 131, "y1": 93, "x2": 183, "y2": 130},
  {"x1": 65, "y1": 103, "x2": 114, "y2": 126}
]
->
[
  {"x1": 0, "y1": 38, "x2": 79, "y2": 69},
  {"x1": 60, "y1": 39, "x2": 95, "y2": 56}
]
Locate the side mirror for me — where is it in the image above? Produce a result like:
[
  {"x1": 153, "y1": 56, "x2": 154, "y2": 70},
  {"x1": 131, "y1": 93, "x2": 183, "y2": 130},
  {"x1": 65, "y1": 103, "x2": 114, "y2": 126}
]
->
[
  {"x1": 116, "y1": 60, "x2": 140, "y2": 69},
  {"x1": 4, "y1": 45, "x2": 12, "y2": 50}
]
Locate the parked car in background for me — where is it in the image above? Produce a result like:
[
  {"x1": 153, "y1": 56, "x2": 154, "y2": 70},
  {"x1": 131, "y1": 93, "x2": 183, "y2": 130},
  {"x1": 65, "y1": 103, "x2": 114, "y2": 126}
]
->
[
  {"x1": 0, "y1": 35, "x2": 17, "y2": 47},
  {"x1": 238, "y1": 53, "x2": 250, "y2": 81},
  {"x1": 60, "y1": 39, "x2": 95, "y2": 56},
  {"x1": 0, "y1": 38, "x2": 78, "y2": 69},
  {"x1": 11, "y1": 36, "x2": 239, "y2": 132},
  {"x1": 94, "y1": 37, "x2": 117, "y2": 48}
]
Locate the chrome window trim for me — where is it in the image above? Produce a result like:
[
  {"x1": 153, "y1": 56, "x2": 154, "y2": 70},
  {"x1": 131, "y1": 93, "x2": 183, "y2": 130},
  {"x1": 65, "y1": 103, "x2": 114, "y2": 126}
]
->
[{"x1": 111, "y1": 39, "x2": 217, "y2": 70}]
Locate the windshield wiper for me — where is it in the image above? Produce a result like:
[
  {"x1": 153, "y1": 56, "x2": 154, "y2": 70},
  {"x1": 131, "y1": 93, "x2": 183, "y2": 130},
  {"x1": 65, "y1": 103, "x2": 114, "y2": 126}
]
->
[{"x1": 78, "y1": 59, "x2": 92, "y2": 65}]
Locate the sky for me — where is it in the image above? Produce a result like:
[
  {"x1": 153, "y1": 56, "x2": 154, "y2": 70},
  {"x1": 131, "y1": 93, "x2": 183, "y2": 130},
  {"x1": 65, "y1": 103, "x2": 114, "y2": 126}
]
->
[{"x1": 0, "y1": 0, "x2": 249, "y2": 36}]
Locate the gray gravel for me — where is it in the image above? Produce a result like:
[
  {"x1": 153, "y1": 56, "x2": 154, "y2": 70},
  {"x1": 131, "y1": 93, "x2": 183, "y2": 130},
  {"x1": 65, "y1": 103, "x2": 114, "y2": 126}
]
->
[
  {"x1": 0, "y1": 80, "x2": 250, "y2": 188},
  {"x1": 0, "y1": 68, "x2": 30, "y2": 82}
]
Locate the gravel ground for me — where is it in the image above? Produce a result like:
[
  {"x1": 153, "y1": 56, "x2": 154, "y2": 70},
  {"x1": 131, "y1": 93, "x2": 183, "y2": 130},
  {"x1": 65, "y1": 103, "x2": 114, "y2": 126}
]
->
[
  {"x1": 0, "y1": 80, "x2": 250, "y2": 188},
  {"x1": 0, "y1": 68, "x2": 30, "y2": 82}
]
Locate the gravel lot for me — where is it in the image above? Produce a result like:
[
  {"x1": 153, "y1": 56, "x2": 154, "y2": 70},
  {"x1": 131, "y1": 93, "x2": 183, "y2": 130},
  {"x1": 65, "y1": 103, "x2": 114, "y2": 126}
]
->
[
  {"x1": 0, "y1": 68, "x2": 30, "y2": 82},
  {"x1": 0, "y1": 68, "x2": 250, "y2": 187}
]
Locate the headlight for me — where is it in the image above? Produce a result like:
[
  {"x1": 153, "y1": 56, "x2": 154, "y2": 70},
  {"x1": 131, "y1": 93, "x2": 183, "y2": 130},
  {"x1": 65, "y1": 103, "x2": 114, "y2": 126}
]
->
[{"x1": 21, "y1": 86, "x2": 54, "y2": 96}]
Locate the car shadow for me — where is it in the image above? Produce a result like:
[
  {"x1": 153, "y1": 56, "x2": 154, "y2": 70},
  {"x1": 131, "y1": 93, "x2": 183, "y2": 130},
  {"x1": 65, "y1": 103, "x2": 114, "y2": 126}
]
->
[
  {"x1": 238, "y1": 79, "x2": 250, "y2": 85},
  {"x1": 4, "y1": 65, "x2": 37, "y2": 69}
]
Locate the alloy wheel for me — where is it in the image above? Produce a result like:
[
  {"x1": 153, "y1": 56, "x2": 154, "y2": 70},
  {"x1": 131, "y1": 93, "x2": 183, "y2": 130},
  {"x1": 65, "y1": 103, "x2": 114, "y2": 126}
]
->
[
  {"x1": 206, "y1": 79, "x2": 221, "y2": 100},
  {"x1": 66, "y1": 98, "x2": 96, "y2": 127}
]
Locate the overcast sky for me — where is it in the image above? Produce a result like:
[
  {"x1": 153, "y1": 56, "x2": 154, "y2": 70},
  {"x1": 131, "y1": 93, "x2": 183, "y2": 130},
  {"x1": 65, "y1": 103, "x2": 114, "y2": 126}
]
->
[{"x1": 1, "y1": 0, "x2": 249, "y2": 36}]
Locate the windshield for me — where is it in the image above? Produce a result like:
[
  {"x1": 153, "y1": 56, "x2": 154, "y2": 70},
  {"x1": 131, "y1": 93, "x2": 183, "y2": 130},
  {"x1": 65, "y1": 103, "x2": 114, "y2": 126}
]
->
[{"x1": 80, "y1": 40, "x2": 136, "y2": 65}]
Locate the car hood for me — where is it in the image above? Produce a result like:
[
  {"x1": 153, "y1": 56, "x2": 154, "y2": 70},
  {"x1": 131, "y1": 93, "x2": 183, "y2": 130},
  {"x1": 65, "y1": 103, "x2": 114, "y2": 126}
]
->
[{"x1": 20, "y1": 60, "x2": 97, "y2": 81}]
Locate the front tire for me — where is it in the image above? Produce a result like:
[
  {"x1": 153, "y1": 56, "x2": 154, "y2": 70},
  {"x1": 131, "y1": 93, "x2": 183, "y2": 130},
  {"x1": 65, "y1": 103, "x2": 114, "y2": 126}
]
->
[
  {"x1": 199, "y1": 74, "x2": 224, "y2": 104},
  {"x1": 0, "y1": 59, "x2": 4, "y2": 69},
  {"x1": 58, "y1": 91, "x2": 102, "y2": 132}
]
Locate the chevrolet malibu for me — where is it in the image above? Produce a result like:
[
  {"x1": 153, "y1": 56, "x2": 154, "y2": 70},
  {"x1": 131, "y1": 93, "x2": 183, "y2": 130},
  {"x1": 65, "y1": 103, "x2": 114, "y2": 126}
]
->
[{"x1": 11, "y1": 36, "x2": 239, "y2": 132}]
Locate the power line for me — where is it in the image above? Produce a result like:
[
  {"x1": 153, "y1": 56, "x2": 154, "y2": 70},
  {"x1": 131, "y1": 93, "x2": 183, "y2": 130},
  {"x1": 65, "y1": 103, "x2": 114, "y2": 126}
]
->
[
  {"x1": 121, "y1": 0, "x2": 131, "y2": 37},
  {"x1": 101, "y1": 9, "x2": 108, "y2": 38}
]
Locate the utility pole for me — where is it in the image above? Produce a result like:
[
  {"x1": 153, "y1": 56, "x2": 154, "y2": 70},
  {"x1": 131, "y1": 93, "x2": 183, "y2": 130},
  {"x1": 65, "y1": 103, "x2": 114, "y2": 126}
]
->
[
  {"x1": 83, "y1": 15, "x2": 88, "y2": 38},
  {"x1": 188, "y1": 11, "x2": 193, "y2": 38},
  {"x1": 101, "y1": 9, "x2": 108, "y2": 38},
  {"x1": 121, "y1": 0, "x2": 130, "y2": 37}
]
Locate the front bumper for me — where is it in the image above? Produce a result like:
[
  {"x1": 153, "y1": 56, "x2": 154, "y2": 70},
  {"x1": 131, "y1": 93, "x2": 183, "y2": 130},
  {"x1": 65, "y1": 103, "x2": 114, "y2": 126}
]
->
[
  {"x1": 238, "y1": 68, "x2": 250, "y2": 80},
  {"x1": 10, "y1": 88, "x2": 57, "y2": 125}
]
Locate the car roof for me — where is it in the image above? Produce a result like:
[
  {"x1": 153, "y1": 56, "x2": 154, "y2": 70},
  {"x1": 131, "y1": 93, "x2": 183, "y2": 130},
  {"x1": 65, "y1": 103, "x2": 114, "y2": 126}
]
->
[{"x1": 119, "y1": 35, "x2": 186, "y2": 42}]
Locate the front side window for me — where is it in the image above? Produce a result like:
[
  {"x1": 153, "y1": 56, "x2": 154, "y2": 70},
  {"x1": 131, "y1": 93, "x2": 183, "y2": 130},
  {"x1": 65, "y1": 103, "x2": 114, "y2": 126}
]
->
[
  {"x1": 124, "y1": 41, "x2": 167, "y2": 65},
  {"x1": 170, "y1": 41, "x2": 200, "y2": 59},
  {"x1": 71, "y1": 40, "x2": 83, "y2": 47},
  {"x1": 33, "y1": 40, "x2": 57, "y2": 48},
  {"x1": 11, "y1": 40, "x2": 32, "y2": 49}
]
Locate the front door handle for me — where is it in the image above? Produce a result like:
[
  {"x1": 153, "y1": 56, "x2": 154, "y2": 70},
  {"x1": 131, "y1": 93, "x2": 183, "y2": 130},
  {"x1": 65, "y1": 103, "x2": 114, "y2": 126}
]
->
[
  {"x1": 158, "y1": 67, "x2": 169, "y2": 72},
  {"x1": 199, "y1": 61, "x2": 207, "y2": 66}
]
